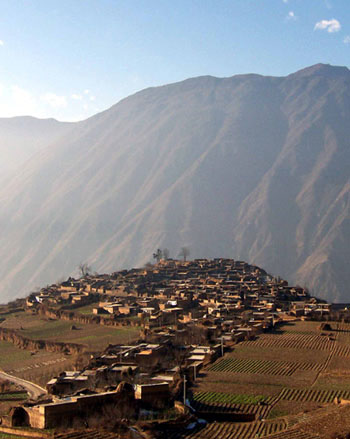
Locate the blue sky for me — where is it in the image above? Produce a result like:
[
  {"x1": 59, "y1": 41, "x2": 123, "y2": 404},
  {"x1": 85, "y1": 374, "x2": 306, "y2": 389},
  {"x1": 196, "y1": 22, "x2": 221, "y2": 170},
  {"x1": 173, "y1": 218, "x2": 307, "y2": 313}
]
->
[{"x1": 0, "y1": 0, "x2": 349, "y2": 121}]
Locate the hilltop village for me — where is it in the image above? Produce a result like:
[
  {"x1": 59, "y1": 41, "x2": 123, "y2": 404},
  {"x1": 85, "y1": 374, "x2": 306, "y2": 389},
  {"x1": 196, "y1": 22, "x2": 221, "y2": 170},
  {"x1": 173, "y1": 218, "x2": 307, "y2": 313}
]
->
[{"x1": 0, "y1": 258, "x2": 335, "y2": 434}]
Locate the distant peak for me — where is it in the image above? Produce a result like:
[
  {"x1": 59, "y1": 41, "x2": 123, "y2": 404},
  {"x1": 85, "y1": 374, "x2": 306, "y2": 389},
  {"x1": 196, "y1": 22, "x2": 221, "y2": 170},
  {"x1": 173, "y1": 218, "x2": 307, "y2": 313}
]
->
[{"x1": 290, "y1": 63, "x2": 350, "y2": 79}]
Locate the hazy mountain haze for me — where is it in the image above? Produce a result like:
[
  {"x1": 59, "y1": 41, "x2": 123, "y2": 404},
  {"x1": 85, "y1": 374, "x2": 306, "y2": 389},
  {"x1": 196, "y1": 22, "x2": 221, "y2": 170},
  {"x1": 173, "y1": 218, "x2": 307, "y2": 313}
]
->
[
  {"x1": 0, "y1": 117, "x2": 74, "y2": 176},
  {"x1": 0, "y1": 63, "x2": 349, "y2": 303}
]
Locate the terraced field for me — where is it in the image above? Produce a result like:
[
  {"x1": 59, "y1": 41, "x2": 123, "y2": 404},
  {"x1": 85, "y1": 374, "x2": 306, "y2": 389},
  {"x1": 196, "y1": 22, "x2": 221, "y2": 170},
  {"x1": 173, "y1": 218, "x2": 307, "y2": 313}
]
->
[
  {"x1": 0, "y1": 392, "x2": 27, "y2": 400},
  {"x1": 168, "y1": 419, "x2": 289, "y2": 439},
  {"x1": 190, "y1": 391, "x2": 277, "y2": 418},
  {"x1": 242, "y1": 333, "x2": 337, "y2": 352},
  {"x1": 279, "y1": 387, "x2": 350, "y2": 403},
  {"x1": 0, "y1": 311, "x2": 140, "y2": 350},
  {"x1": 333, "y1": 344, "x2": 350, "y2": 357},
  {"x1": 193, "y1": 391, "x2": 273, "y2": 405},
  {"x1": 54, "y1": 430, "x2": 121, "y2": 439},
  {"x1": 335, "y1": 322, "x2": 350, "y2": 332},
  {"x1": 208, "y1": 358, "x2": 323, "y2": 376},
  {"x1": 258, "y1": 428, "x2": 319, "y2": 439}
]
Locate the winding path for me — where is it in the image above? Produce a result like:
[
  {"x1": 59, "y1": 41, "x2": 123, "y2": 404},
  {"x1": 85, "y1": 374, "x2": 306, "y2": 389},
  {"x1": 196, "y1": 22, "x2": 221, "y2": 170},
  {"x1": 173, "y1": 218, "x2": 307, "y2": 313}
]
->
[{"x1": 0, "y1": 370, "x2": 47, "y2": 399}]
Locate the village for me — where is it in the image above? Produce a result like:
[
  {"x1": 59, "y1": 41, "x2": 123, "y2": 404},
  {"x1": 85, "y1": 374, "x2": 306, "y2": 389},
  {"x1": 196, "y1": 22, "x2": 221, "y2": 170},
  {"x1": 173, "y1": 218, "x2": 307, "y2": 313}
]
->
[{"x1": 0, "y1": 257, "x2": 337, "y2": 436}]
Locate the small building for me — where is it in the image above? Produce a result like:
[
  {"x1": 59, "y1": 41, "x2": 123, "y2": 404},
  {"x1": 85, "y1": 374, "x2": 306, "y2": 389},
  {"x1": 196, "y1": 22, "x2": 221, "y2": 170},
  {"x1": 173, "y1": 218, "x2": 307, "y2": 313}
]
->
[{"x1": 134, "y1": 382, "x2": 169, "y2": 408}]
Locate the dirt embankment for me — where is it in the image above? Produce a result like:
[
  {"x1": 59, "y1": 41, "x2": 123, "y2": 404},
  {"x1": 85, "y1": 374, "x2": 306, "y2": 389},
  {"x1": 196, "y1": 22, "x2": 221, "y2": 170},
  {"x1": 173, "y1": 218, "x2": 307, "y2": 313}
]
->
[
  {"x1": 41, "y1": 308, "x2": 139, "y2": 328},
  {"x1": 0, "y1": 327, "x2": 84, "y2": 354}
]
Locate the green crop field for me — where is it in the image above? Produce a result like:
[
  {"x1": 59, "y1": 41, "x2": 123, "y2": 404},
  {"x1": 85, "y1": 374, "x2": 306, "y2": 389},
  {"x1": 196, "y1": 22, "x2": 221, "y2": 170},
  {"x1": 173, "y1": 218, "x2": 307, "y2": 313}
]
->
[
  {"x1": 0, "y1": 392, "x2": 27, "y2": 400},
  {"x1": 0, "y1": 434, "x2": 28, "y2": 439}
]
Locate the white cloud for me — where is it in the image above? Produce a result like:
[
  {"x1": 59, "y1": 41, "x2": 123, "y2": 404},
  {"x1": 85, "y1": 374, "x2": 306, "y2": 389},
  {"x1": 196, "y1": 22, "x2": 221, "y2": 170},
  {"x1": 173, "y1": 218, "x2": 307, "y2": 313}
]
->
[
  {"x1": 282, "y1": 0, "x2": 288, "y2": 3},
  {"x1": 0, "y1": 84, "x2": 96, "y2": 120},
  {"x1": 11, "y1": 86, "x2": 37, "y2": 114},
  {"x1": 0, "y1": 85, "x2": 39, "y2": 117},
  {"x1": 0, "y1": 40, "x2": 4, "y2": 46},
  {"x1": 84, "y1": 89, "x2": 90, "y2": 94},
  {"x1": 287, "y1": 11, "x2": 297, "y2": 20},
  {"x1": 41, "y1": 92, "x2": 67, "y2": 108},
  {"x1": 344, "y1": 36, "x2": 350, "y2": 44},
  {"x1": 314, "y1": 18, "x2": 341, "y2": 33},
  {"x1": 71, "y1": 93, "x2": 83, "y2": 100}
]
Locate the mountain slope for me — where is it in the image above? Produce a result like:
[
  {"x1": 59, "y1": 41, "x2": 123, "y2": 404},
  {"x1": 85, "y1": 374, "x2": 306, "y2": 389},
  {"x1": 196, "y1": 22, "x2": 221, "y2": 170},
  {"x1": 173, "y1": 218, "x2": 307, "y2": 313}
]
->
[
  {"x1": 0, "y1": 63, "x2": 349, "y2": 302},
  {"x1": 0, "y1": 116, "x2": 74, "y2": 176}
]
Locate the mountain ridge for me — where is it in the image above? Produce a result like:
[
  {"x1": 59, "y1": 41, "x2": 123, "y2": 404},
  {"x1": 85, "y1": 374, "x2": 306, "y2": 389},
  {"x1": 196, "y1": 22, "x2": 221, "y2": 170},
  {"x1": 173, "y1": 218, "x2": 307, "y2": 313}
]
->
[{"x1": 0, "y1": 63, "x2": 349, "y2": 303}]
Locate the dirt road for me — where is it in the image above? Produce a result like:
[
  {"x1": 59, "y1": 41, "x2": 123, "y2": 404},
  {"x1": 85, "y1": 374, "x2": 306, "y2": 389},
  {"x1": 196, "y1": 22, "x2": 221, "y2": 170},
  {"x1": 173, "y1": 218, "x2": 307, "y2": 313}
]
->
[{"x1": 0, "y1": 370, "x2": 47, "y2": 399}]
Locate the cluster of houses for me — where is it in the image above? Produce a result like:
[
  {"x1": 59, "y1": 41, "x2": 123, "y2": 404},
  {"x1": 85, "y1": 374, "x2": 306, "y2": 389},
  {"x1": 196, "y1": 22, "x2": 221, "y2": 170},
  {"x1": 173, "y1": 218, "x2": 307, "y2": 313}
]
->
[
  {"x1": 26, "y1": 258, "x2": 317, "y2": 321},
  {"x1": 10, "y1": 258, "x2": 330, "y2": 429}
]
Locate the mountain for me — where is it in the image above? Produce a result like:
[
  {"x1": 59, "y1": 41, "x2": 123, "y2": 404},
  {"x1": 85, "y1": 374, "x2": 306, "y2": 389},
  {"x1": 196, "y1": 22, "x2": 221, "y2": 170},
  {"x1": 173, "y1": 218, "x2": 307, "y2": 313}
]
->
[
  {"x1": 0, "y1": 63, "x2": 349, "y2": 303},
  {"x1": 0, "y1": 116, "x2": 74, "y2": 176}
]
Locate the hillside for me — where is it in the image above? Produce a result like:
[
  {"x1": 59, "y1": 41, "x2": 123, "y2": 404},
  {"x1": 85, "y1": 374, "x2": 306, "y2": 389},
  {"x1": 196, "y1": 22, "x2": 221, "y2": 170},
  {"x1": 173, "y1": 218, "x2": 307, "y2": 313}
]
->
[
  {"x1": 0, "y1": 63, "x2": 349, "y2": 302},
  {"x1": 0, "y1": 116, "x2": 74, "y2": 175}
]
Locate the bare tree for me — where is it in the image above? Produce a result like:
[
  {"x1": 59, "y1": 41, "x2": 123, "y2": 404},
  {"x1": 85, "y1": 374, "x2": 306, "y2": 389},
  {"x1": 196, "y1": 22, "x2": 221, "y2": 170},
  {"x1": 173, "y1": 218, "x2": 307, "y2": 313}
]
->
[
  {"x1": 153, "y1": 248, "x2": 162, "y2": 263},
  {"x1": 78, "y1": 262, "x2": 91, "y2": 277},
  {"x1": 178, "y1": 247, "x2": 190, "y2": 262}
]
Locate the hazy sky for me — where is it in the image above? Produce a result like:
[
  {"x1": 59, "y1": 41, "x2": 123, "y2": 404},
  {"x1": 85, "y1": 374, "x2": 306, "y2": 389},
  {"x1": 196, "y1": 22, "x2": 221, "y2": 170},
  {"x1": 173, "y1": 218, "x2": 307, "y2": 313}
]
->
[{"x1": 0, "y1": 0, "x2": 349, "y2": 121}]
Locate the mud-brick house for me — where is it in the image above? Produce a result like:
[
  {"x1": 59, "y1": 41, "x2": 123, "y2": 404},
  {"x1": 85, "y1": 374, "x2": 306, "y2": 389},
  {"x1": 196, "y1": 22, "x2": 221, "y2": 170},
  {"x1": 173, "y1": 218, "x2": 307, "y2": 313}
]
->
[
  {"x1": 108, "y1": 364, "x2": 139, "y2": 383},
  {"x1": 46, "y1": 371, "x2": 90, "y2": 395},
  {"x1": 59, "y1": 279, "x2": 80, "y2": 291},
  {"x1": 290, "y1": 301, "x2": 306, "y2": 317},
  {"x1": 60, "y1": 291, "x2": 77, "y2": 301},
  {"x1": 9, "y1": 388, "x2": 135, "y2": 429},
  {"x1": 118, "y1": 304, "x2": 139, "y2": 315},
  {"x1": 187, "y1": 346, "x2": 216, "y2": 366},
  {"x1": 135, "y1": 344, "x2": 165, "y2": 369},
  {"x1": 135, "y1": 382, "x2": 169, "y2": 408}
]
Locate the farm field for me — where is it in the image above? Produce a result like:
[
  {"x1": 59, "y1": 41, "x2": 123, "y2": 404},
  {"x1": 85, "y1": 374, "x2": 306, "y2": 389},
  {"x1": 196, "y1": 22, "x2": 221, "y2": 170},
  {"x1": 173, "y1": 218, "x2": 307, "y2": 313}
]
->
[
  {"x1": 190, "y1": 391, "x2": 276, "y2": 419},
  {"x1": 191, "y1": 319, "x2": 350, "y2": 438},
  {"x1": 74, "y1": 303, "x2": 98, "y2": 316},
  {"x1": 168, "y1": 419, "x2": 291, "y2": 439},
  {"x1": 54, "y1": 429, "x2": 127, "y2": 439},
  {"x1": 0, "y1": 392, "x2": 27, "y2": 401},
  {"x1": 0, "y1": 309, "x2": 141, "y2": 388},
  {"x1": 0, "y1": 434, "x2": 28, "y2": 439},
  {"x1": 0, "y1": 311, "x2": 140, "y2": 350},
  {"x1": 158, "y1": 409, "x2": 350, "y2": 439},
  {"x1": 0, "y1": 340, "x2": 76, "y2": 387},
  {"x1": 208, "y1": 358, "x2": 323, "y2": 376}
]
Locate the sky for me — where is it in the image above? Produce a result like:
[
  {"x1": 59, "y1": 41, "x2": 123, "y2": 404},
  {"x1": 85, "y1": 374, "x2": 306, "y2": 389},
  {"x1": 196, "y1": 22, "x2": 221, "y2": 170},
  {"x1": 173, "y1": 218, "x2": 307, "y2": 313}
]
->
[{"x1": 0, "y1": 0, "x2": 349, "y2": 121}]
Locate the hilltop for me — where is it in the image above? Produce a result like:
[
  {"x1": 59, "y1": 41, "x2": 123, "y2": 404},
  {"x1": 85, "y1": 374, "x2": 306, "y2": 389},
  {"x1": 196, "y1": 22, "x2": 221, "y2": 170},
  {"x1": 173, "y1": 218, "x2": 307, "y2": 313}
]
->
[
  {"x1": 1, "y1": 258, "x2": 350, "y2": 438},
  {"x1": 1, "y1": 63, "x2": 350, "y2": 302}
]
